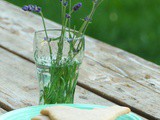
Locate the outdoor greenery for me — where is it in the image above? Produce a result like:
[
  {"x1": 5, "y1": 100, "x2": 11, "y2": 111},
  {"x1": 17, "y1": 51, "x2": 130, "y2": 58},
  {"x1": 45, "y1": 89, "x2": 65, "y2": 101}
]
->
[{"x1": 6, "y1": 0, "x2": 160, "y2": 65}]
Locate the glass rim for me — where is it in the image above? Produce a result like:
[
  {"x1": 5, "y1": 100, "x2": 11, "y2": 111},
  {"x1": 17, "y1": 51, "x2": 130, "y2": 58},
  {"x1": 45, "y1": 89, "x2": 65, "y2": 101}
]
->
[{"x1": 35, "y1": 29, "x2": 85, "y2": 40}]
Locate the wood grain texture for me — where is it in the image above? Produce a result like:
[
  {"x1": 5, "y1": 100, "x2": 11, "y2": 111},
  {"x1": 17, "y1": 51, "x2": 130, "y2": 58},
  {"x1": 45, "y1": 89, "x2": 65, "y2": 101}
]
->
[
  {"x1": 0, "y1": 0, "x2": 156, "y2": 119},
  {"x1": 0, "y1": 47, "x2": 114, "y2": 109},
  {"x1": 0, "y1": 48, "x2": 147, "y2": 120},
  {"x1": 0, "y1": 0, "x2": 160, "y2": 93},
  {"x1": 0, "y1": 50, "x2": 148, "y2": 120}
]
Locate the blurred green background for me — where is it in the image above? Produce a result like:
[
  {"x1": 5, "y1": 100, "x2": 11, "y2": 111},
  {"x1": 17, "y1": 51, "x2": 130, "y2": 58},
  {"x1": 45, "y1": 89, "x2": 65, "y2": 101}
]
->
[{"x1": 6, "y1": 0, "x2": 160, "y2": 65}]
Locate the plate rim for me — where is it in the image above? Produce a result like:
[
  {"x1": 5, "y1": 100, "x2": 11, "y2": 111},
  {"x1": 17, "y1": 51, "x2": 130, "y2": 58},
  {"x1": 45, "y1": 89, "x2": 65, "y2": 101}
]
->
[{"x1": 0, "y1": 104, "x2": 142, "y2": 120}]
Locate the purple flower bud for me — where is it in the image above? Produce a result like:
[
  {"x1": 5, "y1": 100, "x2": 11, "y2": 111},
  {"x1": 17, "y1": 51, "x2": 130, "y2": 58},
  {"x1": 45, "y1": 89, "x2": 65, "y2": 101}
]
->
[
  {"x1": 28, "y1": 5, "x2": 34, "y2": 11},
  {"x1": 73, "y1": 3, "x2": 82, "y2": 11},
  {"x1": 44, "y1": 37, "x2": 48, "y2": 41},
  {"x1": 22, "y1": 5, "x2": 41, "y2": 13},
  {"x1": 65, "y1": 14, "x2": 71, "y2": 19},
  {"x1": 34, "y1": 6, "x2": 41, "y2": 13},
  {"x1": 37, "y1": 7, "x2": 41, "y2": 12},
  {"x1": 63, "y1": 1, "x2": 68, "y2": 6},
  {"x1": 44, "y1": 37, "x2": 51, "y2": 42},
  {"x1": 59, "y1": 0, "x2": 63, "y2": 2},
  {"x1": 22, "y1": 5, "x2": 29, "y2": 11},
  {"x1": 84, "y1": 17, "x2": 92, "y2": 22}
]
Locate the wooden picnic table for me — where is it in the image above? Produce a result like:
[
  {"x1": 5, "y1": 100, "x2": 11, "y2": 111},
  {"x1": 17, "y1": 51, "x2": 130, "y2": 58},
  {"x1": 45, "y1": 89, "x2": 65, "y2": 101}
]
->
[{"x1": 0, "y1": 0, "x2": 160, "y2": 120}]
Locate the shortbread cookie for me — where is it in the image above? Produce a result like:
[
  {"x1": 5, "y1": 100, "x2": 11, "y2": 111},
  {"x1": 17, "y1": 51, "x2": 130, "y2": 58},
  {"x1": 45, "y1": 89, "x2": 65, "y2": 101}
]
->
[
  {"x1": 40, "y1": 105, "x2": 130, "y2": 120},
  {"x1": 31, "y1": 115, "x2": 50, "y2": 120}
]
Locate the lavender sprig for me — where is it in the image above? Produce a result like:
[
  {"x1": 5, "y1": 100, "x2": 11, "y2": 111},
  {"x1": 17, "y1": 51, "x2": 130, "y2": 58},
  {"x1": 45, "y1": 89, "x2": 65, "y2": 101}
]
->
[
  {"x1": 22, "y1": 5, "x2": 46, "y2": 36},
  {"x1": 22, "y1": 0, "x2": 104, "y2": 105},
  {"x1": 22, "y1": 5, "x2": 41, "y2": 13},
  {"x1": 22, "y1": 1, "x2": 103, "y2": 63},
  {"x1": 79, "y1": 0, "x2": 104, "y2": 34},
  {"x1": 63, "y1": 1, "x2": 68, "y2": 6},
  {"x1": 56, "y1": 2, "x2": 83, "y2": 63},
  {"x1": 73, "y1": 3, "x2": 82, "y2": 11},
  {"x1": 84, "y1": 16, "x2": 92, "y2": 22},
  {"x1": 76, "y1": 0, "x2": 103, "y2": 55},
  {"x1": 66, "y1": 14, "x2": 71, "y2": 19},
  {"x1": 22, "y1": 5, "x2": 52, "y2": 61}
]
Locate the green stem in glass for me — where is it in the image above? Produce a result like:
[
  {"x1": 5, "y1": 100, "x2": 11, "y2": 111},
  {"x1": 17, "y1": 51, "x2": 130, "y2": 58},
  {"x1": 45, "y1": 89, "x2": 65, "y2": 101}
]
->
[
  {"x1": 56, "y1": 9, "x2": 73, "y2": 63},
  {"x1": 39, "y1": 60, "x2": 80, "y2": 104},
  {"x1": 40, "y1": 12, "x2": 53, "y2": 61},
  {"x1": 56, "y1": 2, "x2": 68, "y2": 63}
]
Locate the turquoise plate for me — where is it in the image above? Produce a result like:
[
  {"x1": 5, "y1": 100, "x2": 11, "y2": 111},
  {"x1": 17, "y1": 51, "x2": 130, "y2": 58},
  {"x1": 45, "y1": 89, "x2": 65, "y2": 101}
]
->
[{"x1": 0, "y1": 104, "x2": 141, "y2": 120}]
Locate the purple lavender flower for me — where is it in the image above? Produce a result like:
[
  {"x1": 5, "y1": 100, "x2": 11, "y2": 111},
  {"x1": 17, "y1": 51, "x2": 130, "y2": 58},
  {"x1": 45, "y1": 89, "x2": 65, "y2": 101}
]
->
[
  {"x1": 66, "y1": 14, "x2": 71, "y2": 19},
  {"x1": 35, "y1": 6, "x2": 41, "y2": 13},
  {"x1": 22, "y1": 5, "x2": 41, "y2": 13},
  {"x1": 22, "y1": 5, "x2": 29, "y2": 11},
  {"x1": 44, "y1": 37, "x2": 51, "y2": 42},
  {"x1": 73, "y1": 3, "x2": 82, "y2": 11},
  {"x1": 63, "y1": 1, "x2": 68, "y2": 6},
  {"x1": 28, "y1": 5, "x2": 34, "y2": 11},
  {"x1": 84, "y1": 16, "x2": 92, "y2": 22},
  {"x1": 44, "y1": 37, "x2": 48, "y2": 41}
]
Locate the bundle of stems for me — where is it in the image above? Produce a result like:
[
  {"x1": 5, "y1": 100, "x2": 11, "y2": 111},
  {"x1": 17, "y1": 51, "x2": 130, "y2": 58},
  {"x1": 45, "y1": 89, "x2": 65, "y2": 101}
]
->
[{"x1": 22, "y1": 0, "x2": 103, "y2": 104}]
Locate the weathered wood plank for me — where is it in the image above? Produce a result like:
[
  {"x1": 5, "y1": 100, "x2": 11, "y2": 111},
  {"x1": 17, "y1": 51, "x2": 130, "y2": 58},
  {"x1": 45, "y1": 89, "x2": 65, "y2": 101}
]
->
[
  {"x1": 0, "y1": 47, "x2": 114, "y2": 109},
  {"x1": 0, "y1": 1, "x2": 156, "y2": 119},
  {"x1": 0, "y1": 0, "x2": 160, "y2": 94},
  {"x1": 79, "y1": 58, "x2": 159, "y2": 119},
  {"x1": 85, "y1": 39, "x2": 160, "y2": 94},
  {"x1": 0, "y1": 48, "x2": 148, "y2": 120},
  {"x1": 0, "y1": 108, "x2": 6, "y2": 115}
]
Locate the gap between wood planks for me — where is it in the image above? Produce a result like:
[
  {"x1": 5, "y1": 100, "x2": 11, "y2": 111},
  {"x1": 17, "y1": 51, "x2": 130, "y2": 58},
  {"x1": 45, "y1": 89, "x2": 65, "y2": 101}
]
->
[
  {"x1": 0, "y1": 45, "x2": 150, "y2": 120},
  {"x1": 85, "y1": 55, "x2": 160, "y2": 95}
]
